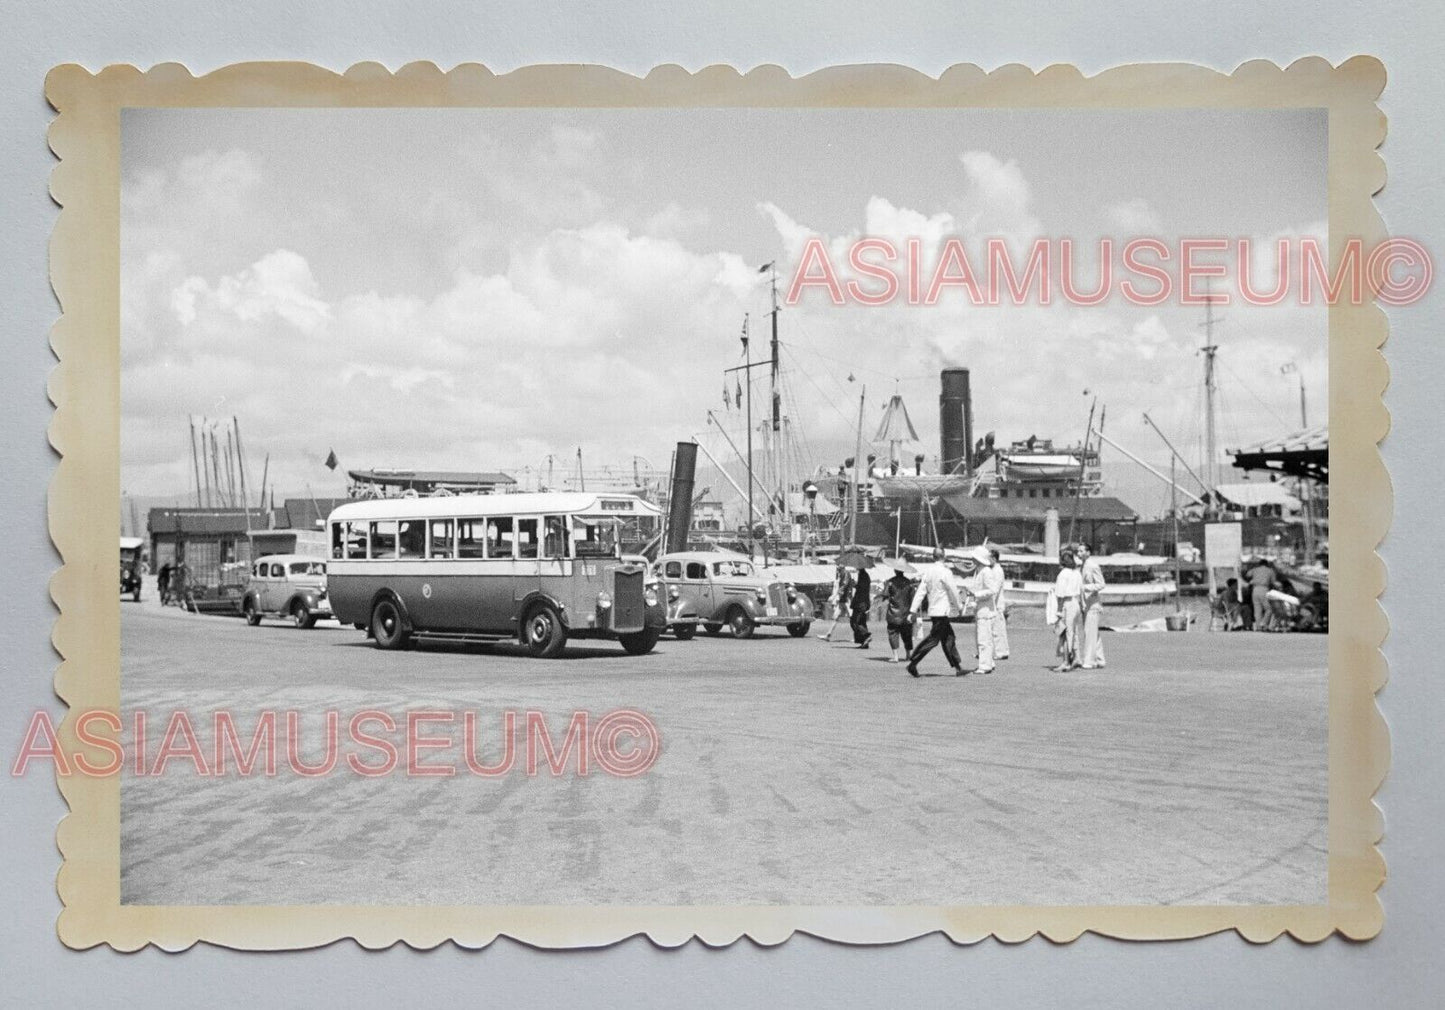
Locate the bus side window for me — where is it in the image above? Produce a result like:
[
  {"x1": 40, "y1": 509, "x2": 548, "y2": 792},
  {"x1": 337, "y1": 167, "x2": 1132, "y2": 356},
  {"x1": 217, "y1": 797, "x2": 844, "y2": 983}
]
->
[
  {"x1": 516, "y1": 518, "x2": 539, "y2": 559},
  {"x1": 489, "y1": 518, "x2": 515, "y2": 558},
  {"x1": 331, "y1": 523, "x2": 343, "y2": 559},
  {"x1": 397, "y1": 520, "x2": 425, "y2": 559},
  {"x1": 345, "y1": 522, "x2": 367, "y2": 559},
  {"x1": 457, "y1": 519, "x2": 486, "y2": 558},
  {"x1": 429, "y1": 519, "x2": 455, "y2": 559},
  {"x1": 542, "y1": 516, "x2": 568, "y2": 559},
  {"x1": 664, "y1": 561, "x2": 682, "y2": 579},
  {"x1": 368, "y1": 521, "x2": 398, "y2": 559},
  {"x1": 686, "y1": 562, "x2": 707, "y2": 580}
]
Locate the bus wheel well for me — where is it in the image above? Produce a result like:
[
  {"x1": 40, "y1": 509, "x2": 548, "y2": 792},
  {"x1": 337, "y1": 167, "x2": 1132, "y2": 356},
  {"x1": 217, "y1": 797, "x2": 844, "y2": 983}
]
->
[
  {"x1": 368, "y1": 588, "x2": 411, "y2": 628},
  {"x1": 516, "y1": 592, "x2": 569, "y2": 641}
]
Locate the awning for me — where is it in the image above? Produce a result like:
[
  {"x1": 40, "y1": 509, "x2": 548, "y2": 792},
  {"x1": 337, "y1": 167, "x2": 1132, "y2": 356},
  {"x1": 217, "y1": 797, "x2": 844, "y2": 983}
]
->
[
  {"x1": 1229, "y1": 424, "x2": 1328, "y2": 483},
  {"x1": 1214, "y1": 482, "x2": 1300, "y2": 510}
]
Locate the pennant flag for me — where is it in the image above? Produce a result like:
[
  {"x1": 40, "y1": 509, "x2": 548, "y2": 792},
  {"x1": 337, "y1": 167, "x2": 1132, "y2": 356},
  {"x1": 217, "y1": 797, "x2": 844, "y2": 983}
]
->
[{"x1": 324, "y1": 449, "x2": 338, "y2": 471}]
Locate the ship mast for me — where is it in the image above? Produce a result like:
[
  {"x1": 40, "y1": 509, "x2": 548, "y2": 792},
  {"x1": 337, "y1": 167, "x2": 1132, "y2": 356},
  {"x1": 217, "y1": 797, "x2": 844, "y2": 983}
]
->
[
  {"x1": 766, "y1": 262, "x2": 785, "y2": 533},
  {"x1": 1200, "y1": 290, "x2": 1221, "y2": 518}
]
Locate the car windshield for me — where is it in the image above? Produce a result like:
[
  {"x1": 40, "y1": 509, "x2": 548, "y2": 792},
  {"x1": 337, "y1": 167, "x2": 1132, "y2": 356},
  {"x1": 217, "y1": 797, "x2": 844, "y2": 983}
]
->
[
  {"x1": 289, "y1": 561, "x2": 326, "y2": 576},
  {"x1": 713, "y1": 560, "x2": 754, "y2": 578}
]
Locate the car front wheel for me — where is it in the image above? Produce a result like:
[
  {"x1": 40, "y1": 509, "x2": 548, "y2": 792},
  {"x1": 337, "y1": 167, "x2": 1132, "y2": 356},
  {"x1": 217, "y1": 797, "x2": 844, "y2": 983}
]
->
[
  {"x1": 728, "y1": 607, "x2": 755, "y2": 639},
  {"x1": 243, "y1": 598, "x2": 261, "y2": 626}
]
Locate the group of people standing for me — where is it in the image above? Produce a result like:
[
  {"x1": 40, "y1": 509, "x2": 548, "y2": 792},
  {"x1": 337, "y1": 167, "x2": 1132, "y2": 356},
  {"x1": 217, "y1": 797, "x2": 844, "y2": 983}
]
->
[
  {"x1": 1048, "y1": 544, "x2": 1107, "y2": 671},
  {"x1": 819, "y1": 546, "x2": 1011, "y2": 677}
]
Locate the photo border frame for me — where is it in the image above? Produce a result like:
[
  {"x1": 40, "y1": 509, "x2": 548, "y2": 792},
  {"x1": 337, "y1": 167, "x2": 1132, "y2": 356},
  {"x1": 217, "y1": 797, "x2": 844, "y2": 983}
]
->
[{"x1": 45, "y1": 57, "x2": 1389, "y2": 949}]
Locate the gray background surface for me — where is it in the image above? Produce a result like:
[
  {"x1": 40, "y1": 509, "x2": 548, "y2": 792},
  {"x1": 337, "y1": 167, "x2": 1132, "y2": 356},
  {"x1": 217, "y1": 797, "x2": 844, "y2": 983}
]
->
[{"x1": 1, "y1": 2, "x2": 1439, "y2": 1005}]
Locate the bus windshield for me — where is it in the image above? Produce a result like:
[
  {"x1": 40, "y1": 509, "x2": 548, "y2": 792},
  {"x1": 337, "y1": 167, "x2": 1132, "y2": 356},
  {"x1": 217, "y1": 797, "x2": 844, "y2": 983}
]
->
[{"x1": 572, "y1": 516, "x2": 620, "y2": 558}]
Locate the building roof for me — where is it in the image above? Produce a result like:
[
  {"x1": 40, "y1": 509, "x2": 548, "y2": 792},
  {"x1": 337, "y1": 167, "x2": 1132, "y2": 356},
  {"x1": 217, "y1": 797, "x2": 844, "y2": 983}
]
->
[
  {"x1": 147, "y1": 508, "x2": 270, "y2": 535},
  {"x1": 1214, "y1": 482, "x2": 1300, "y2": 510},
  {"x1": 1229, "y1": 424, "x2": 1328, "y2": 483},
  {"x1": 328, "y1": 492, "x2": 661, "y2": 523},
  {"x1": 938, "y1": 494, "x2": 1138, "y2": 523}
]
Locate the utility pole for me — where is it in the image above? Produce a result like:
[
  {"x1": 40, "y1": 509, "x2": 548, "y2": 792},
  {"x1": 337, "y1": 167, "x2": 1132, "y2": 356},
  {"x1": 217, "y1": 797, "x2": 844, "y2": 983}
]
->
[
  {"x1": 849, "y1": 385, "x2": 866, "y2": 546},
  {"x1": 576, "y1": 447, "x2": 585, "y2": 492}
]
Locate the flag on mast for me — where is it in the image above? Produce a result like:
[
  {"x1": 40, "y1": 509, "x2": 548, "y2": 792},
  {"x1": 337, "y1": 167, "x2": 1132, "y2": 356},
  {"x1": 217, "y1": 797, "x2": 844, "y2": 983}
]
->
[{"x1": 324, "y1": 449, "x2": 338, "y2": 471}]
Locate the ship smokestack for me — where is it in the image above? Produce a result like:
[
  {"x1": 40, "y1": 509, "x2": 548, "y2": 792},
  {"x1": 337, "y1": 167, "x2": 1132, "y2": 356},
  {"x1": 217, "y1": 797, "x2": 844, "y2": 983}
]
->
[
  {"x1": 939, "y1": 368, "x2": 973, "y2": 476},
  {"x1": 666, "y1": 441, "x2": 698, "y2": 554}
]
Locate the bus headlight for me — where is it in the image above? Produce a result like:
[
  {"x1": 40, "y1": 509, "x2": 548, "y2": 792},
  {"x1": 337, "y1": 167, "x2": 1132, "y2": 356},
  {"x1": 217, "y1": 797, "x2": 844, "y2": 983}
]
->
[
  {"x1": 644, "y1": 587, "x2": 659, "y2": 607},
  {"x1": 667, "y1": 585, "x2": 680, "y2": 602},
  {"x1": 596, "y1": 591, "x2": 613, "y2": 610}
]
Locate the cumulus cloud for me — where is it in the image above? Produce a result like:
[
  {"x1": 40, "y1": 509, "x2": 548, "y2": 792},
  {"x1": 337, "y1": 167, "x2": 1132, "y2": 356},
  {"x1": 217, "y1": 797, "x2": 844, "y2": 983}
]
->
[{"x1": 172, "y1": 250, "x2": 331, "y2": 334}]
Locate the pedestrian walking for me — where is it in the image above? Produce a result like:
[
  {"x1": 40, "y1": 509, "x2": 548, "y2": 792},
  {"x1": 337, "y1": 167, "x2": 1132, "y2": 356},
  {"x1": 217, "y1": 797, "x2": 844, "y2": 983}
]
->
[
  {"x1": 1078, "y1": 544, "x2": 1107, "y2": 669},
  {"x1": 906, "y1": 548, "x2": 965, "y2": 677},
  {"x1": 989, "y1": 547, "x2": 1010, "y2": 660},
  {"x1": 883, "y1": 565, "x2": 917, "y2": 662},
  {"x1": 816, "y1": 564, "x2": 854, "y2": 641},
  {"x1": 962, "y1": 545, "x2": 1002, "y2": 674},
  {"x1": 851, "y1": 564, "x2": 873, "y2": 648},
  {"x1": 1052, "y1": 547, "x2": 1083, "y2": 671}
]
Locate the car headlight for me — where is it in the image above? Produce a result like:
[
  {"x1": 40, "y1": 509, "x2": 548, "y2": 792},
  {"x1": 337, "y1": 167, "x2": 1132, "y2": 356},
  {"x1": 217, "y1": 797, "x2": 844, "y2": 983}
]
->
[
  {"x1": 786, "y1": 584, "x2": 798, "y2": 602},
  {"x1": 644, "y1": 587, "x2": 659, "y2": 607},
  {"x1": 596, "y1": 591, "x2": 613, "y2": 609},
  {"x1": 755, "y1": 590, "x2": 768, "y2": 604}
]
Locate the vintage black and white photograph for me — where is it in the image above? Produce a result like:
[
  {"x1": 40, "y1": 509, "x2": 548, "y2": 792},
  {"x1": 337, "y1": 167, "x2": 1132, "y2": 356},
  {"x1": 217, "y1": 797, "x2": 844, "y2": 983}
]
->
[{"x1": 110, "y1": 97, "x2": 1340, "y2": 911}]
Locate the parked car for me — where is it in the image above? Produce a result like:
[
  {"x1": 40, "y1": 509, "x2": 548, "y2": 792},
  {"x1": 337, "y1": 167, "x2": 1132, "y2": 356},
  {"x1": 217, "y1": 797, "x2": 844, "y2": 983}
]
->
[
  {"x1": 120, "y1": 537, "x2": 144, "y2": 602},
  {"x1": 241, "y1": 554, "x2": 333, "y2": 628},
  {"x1": 655, "y1": 551, "x2": 814, "y2": 639}
]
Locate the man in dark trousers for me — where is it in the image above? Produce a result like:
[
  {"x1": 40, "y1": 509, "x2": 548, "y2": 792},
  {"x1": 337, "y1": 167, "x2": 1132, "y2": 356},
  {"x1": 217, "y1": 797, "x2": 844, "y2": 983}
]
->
[
  {"x1": 850, "y1": 564, "x2": 873, "y2": 648},
  {"x1": 906, "y1": 548, "x2": 966, "y2": 677}
]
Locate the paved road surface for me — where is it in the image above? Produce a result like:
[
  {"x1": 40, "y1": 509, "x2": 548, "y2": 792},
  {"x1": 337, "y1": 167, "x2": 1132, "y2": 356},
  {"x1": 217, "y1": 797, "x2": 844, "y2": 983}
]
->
[{"x1": 120, "y1": 598, "x2": 1327, "y2": 906}]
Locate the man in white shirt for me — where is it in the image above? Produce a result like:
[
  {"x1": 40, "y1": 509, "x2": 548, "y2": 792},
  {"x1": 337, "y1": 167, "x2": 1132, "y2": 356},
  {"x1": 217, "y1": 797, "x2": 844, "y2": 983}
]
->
[
  {"x1": 963, "y1": 545, "x2": 1003, "y2": 674},
  {"x1": 989, "y1": 547, "x2": 1010, "y2": 660},
  {"x1": 1078, "y1": 544, "x2": 1107, "y2": 668},
  {"x1": 906, "y1": 548, "x2": 966, "y2": 677}
]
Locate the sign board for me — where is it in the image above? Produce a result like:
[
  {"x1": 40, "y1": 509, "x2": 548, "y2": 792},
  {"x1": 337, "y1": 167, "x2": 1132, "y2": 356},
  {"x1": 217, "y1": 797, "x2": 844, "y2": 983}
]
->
[{"x1": 1203, "y1": 521, "x2": 1244, "y2": 595}]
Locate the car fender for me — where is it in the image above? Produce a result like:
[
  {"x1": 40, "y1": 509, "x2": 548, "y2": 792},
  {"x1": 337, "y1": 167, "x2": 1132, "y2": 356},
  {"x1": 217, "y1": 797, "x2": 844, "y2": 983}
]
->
[{"x1": 286, "y1": 590, "x2": 320, "y2": 612}]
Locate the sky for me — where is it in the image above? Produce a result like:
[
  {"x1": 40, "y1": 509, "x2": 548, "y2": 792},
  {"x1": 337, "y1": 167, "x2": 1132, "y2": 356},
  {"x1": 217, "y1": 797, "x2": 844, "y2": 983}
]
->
[{"x1": 120, "y1": 107, "x2": 1327, "y2": 518}]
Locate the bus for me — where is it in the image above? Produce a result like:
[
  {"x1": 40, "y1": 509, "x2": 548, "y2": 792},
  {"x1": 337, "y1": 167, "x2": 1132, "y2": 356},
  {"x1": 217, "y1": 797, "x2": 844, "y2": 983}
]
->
[{"x1": 326, "y1": 493, "x2": 668, "y2": 658}]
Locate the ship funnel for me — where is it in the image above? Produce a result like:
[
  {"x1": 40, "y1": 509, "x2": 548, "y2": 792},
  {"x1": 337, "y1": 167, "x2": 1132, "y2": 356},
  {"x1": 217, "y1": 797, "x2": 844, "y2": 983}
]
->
[
  {"x1": 939, "y1": 368, "x2": 974, "y2": 476},
  {"x1": 666, "y1": 442, "x2": 698, "y2": 554}
]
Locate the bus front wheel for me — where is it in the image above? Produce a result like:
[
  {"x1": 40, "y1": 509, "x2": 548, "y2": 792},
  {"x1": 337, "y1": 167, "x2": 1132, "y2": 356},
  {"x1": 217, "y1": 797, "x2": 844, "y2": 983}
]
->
[
  {"x1": 523, "y1": 603, "x2": 567, "y2": 658},
  {"x1": 370, "y1": 598, "x2": 411, "y2": 650}
]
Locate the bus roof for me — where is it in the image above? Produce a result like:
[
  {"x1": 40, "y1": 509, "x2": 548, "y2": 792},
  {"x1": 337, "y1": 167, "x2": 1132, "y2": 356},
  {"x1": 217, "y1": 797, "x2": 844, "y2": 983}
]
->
[{"x1": 327, "y1": 492, "x2": 661, "y2": 523}]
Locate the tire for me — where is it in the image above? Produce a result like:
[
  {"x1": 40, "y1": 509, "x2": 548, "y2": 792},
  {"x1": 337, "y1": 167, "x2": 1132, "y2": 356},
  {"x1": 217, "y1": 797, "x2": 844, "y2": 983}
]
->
[
  {"x1": 522, "y1": 602, "x2": 567, "y2": 658},
  {"x1": 672, "y1": 623, "x2": 697, "y2": 641},
  {"x1": 291, "y1": 601, "x2": 317, "y2": 629},
  {"x1": 370, "y1": 597, "x2": 410, "y2": 650},
  {"x1": 619, "y1": 627, "x2": 661, "y2": 656},
  {"x1": 787, "y1": 621, "x2": 811, "y2": 638},
  {"x1": 243, "y1": 598, "x2": 261, "y2": 626},
  {"x1": 728, "y1": 607, "x2": 756, "y2": 639},
  {"x1": 703, "y1": 623, "x2": 722, "y2": 637}
]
